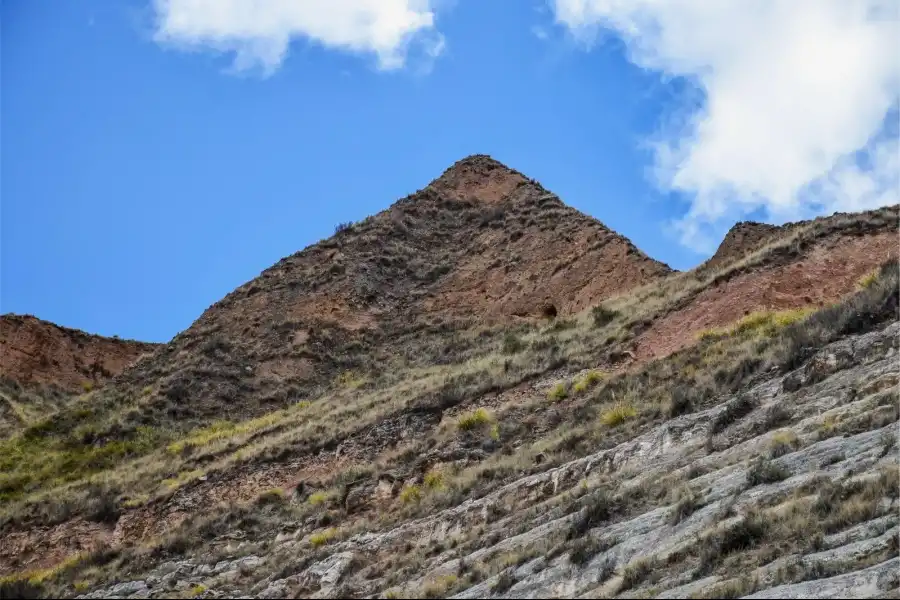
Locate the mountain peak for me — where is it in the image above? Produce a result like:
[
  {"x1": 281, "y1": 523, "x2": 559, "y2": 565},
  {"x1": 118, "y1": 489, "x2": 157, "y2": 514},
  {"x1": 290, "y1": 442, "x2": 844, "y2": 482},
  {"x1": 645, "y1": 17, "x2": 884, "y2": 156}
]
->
[{"x1": 428, "y1": 154, "x2": 529, "y2": 203}]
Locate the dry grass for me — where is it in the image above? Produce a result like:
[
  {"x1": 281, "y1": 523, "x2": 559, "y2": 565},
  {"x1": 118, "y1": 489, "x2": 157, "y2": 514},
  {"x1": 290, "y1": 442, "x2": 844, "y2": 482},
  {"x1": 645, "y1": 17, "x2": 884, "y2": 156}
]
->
[
  {"x1": 3, "y1": 209, "x2": 895, "y2": 600},
  {"x1": 0, "y1": 552, "x2": 87, "y2": 587},
  {"x1": 600, "y1": 402, "x2": 638, "y2": 427},
  {"x1": 669, "y1": 487, "x2": 700, "y2": 525},
  {"x1": 335, "y1": 370, "x2": 368, "y2": 389},
  {"x1": 573, "y1": 371, "x2": 603, "y2": 394},
  {"x1": 400, "y1": 485, "x2": 422, "y2": 504},
  {"x1": 857, "y1": 269, "x2": 879, "y2": 289},
  {"x1": 747, "y1": 457, "x2": 791, "y2": 486},
  {"x1": 309, "y1": 528, "x2": 338, "y2": 547},
  {"x1": 547, "y1": 383, "x2": 568, "y2": 402},
  {"x1": 696, "y1": 308, "x2": 816, "y2": 341},
  {"x1": 457, "y1": 408, "x2": 494, "y2": 431},
  {"x1": 424, "y1": 470, "x2": 445, "y2": 490},
  {"x1": 769, "y1": 429, "x2": 800, "y2": 458},
  {"x1": 308, "y1": 491, "x2": 330, "y2": 506},
  {"x1": 421, "y1": 574, "x2": 458, "y2": 598},
  {"x1": 619, "y1": 557, "x2": 658, "y2": 591}
]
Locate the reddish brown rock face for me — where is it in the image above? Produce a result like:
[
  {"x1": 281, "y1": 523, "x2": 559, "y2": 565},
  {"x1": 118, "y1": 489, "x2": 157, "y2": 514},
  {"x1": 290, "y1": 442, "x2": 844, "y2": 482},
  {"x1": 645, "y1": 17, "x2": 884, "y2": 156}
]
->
[{"x1": 0, "y1": 314, "x2": 158, "y2": 392}]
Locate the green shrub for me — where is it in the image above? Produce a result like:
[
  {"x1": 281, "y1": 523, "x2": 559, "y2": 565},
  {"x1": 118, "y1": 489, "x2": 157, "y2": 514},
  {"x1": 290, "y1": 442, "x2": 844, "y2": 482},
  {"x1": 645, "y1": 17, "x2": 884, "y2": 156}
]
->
[{"x1": 187, "y1": 584, "x2": 207, "y2": 597}]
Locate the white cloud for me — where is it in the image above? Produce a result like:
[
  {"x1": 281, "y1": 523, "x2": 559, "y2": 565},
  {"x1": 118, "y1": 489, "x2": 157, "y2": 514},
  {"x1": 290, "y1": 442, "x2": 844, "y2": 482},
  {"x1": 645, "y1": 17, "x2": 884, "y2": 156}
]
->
[
  {"x1": 552, "y1": 0, "x2": 900, "y2": 252},
  {"x1": 152, "y1": 0, "x2": 444, "y2": 76}
]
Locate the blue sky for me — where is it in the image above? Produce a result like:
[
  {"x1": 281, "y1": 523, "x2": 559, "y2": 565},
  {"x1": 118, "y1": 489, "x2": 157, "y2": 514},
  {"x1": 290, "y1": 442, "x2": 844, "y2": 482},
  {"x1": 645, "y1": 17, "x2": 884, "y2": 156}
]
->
[{"x1": 2, "y1": 1, "x2": 897, "y2": 342}]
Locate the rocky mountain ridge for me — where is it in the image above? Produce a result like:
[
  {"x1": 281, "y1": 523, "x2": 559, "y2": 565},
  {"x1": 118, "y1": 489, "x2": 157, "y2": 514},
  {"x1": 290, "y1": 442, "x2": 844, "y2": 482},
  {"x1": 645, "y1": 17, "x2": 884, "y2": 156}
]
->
[{"x1": 0, "y1": 156, "x2": 896, "y2": 600}]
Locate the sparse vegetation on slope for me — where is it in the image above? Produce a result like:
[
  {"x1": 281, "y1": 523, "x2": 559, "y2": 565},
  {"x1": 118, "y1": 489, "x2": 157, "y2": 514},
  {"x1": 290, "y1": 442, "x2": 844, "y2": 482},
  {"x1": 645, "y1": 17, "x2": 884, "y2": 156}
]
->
[{"x1": 2, "y1": 158, "x2": 897, "y2": 600}]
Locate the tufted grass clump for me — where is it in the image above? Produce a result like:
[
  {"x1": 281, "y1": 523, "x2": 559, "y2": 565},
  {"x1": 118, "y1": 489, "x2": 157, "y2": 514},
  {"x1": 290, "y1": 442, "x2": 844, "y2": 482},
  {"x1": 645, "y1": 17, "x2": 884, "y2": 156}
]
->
[
  {"x1": 600, "y1": 402, "x2": 637, "y2": 427},
  {"x1": 424, "y1": 470, "x2": 445, "y2": 490},
  {"x1": 620, "y1": 557, "x2": 657, "y2": 591},
  {"x1": 167, "y1": 409, "x2": 289, "y2": 455},
  {"x1": 335, "y1": 370, "x2": 367, "y2": 389},
  {"x1": 457, "y1": 408, "x2": 493, "y2": 431},
  {"x1": 422, "y1": 574, "x2": 458, "y2": 598},
  {"x1": 308, "y1": 491, "x2": 330, "y2": 506},
  {"x1": 400, "y1": 484, "x2": 422, "y2": 504},
  {"x1": 857, "y1": 269, "x2": 879, "y2": 289},
  {"x1": 547, "y1": 383, "x2": 569, "y2": 402},
  {"x1": 0, "y1": 552, "x2": 87, "y2": 590},
  {"x1": 669, "y1": 487, "x2": 700, "y2": 525},
  {"x1": 697, "y1": 307, "x2": 816, "y2": 341},
  {"x1": 747, "y1": 457, "x2": 790, "y2": 486},
  {"x1": 309, "y1": 528, "x2": 338, "y2": 547},
  {"x1": 255, "y1": 487, "x2": 286, "y2": 506},
  {"x1": 769, "y1": 429, "x2": 800, "y2": 458},
  {"x1": 573, "y1": 370, "x2": 603, "y2": 394}
]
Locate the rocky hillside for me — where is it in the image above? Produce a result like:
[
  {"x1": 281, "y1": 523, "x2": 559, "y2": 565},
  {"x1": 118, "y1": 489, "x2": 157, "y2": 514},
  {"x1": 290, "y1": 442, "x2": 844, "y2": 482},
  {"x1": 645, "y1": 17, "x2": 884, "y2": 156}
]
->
[
  {"x1": 0, "y1": 156, "x2": 896, "y2": 600},
  {"x1": 0, "y1": 315, "x2": 158, "y2": 436},
  {"x1": 0, "y1": 314, "x2": 157, "y2": 392},
  {"x1": 71, "y1": 155, "x2": 673, "y2": 431},
  {"x1": 77, "y1": 305, "x2": 900, "y2": 600},
  {"x1": 702, "y1": 221, "x2": 787, "y2": 271},
  {"x1": 700, "y1": 207, "x2": 887, "y2": 273}
]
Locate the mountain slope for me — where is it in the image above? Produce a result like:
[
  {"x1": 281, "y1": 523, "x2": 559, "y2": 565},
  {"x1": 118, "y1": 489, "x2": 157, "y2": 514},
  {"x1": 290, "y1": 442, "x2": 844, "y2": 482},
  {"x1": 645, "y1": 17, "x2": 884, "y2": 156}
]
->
[
  {"x1": 0, "y1": 314, "x2": 158, "y2": 392},
  {"x1": 0, "y1": 157, "x2": 897, "y2": 600},
  {"x1": 110, "y1": 155, "x2": 672, "y2": 428},
  {"x1": 0, "y1": 315, "x2": 158, "y2": 436}
]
